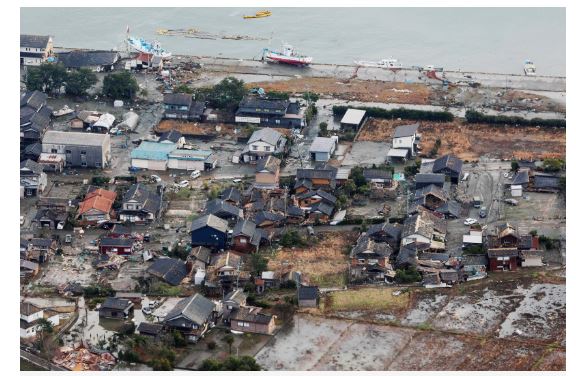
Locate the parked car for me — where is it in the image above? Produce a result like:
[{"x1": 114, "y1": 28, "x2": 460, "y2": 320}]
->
[
  {"x1": 479, "y1": 207, "x2": 487, "y2": 218},
  {"x1": 177, "y1": 180, "x2": 190, "y2": 188},
  {"x1": 464, "y1": 218, "x2": 478, "y2": 225},
  {"x1": 504, "y1": 198, "x2": 519, "y2": 206},
  {"x1": 150, "y1": 175, "x2": 162, "y2": 183},
  {"x1": 190, "y1": 170, "x2": 201, "y2": 179},
  {"x1": 20, "y1": 216, "x2": 25, "y2": 226}
]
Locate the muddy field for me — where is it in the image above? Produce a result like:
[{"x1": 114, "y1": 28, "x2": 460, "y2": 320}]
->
[
  {"x1": 266, "y1": 232, "x2": 357, "y2": 287},
  {"x1": 356, "y1": 118, "x2": 565, "y2": 160},
  {"x1": 250, "y1": 77, "x2": 431, "y2": 105}
]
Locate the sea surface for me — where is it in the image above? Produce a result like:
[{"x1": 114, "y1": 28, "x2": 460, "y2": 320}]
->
[{"x1": 21, "y1": 7, "x2": 565, "y2": 75}]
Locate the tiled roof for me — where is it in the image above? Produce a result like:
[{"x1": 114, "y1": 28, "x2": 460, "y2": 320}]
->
[{"x1": 78, "y1": 188, "x2": 116, "y2": 216}]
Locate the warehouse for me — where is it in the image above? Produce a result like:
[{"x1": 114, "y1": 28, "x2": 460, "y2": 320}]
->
[
  {"x1": 167, "y1": 149, "x2": 217, "y2": 171},
  {"x1": 130, "y1": 141, "x2": 177, "y2": 171}
]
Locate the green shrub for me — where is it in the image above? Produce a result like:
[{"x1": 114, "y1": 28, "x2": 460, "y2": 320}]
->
[
  {"x1": 333, "y1": 106, "x2": 453, "y2": 122},
  {"x1": 395, "y1": 267, "x2": 422, "y2": 283},
  {"x1": 465, "y1": 110, "x2": 565, "y2": 128}
]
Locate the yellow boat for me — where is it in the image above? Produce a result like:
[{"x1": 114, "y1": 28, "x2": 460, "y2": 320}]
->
[{"x1": 243, "y1": 10, "x2": 271, "y2": 19}]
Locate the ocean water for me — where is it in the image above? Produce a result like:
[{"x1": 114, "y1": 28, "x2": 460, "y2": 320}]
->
[{"x1": 20, "y1": 7, "x2": 565, "y2": 75}]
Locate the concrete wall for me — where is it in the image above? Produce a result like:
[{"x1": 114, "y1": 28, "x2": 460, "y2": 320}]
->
[
  {"x1": 167, "y1": 158, "x2": 205, "y2": 171},
  {"x1": 131, "y1": 158, "x2": 168, "y2": 171}
]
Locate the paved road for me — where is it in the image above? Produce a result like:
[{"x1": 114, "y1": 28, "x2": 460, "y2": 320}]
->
[{"x1": 20, "y1": 349, "x2": 68, "y2": 371}]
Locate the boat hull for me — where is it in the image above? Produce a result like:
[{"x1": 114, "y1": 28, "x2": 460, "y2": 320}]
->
[{"x1": 264, "y1": 52, "x2": 312, "y2": 66}]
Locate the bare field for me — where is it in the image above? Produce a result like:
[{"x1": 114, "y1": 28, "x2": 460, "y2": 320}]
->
[
  {"x1": 357, "y1": 118, "x2": 565, "y2": 160},
  {"x1": 325, "y1": 288, "x2": 410, "y2": 313}
]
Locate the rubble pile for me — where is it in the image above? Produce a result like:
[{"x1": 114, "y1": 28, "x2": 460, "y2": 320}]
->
[{"x1": 53, "y1": 345, "x2": 116, "y2": 371}]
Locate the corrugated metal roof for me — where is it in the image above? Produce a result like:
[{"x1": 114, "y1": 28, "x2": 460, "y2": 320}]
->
[
  {"x1": 131, "y1": 141, "x2": 177, "y2": 161},
  {"x1": 393, "y1": 124, "x2": 419, "y2": 138},
  {"x1": 387, "y1": 148, "x2": 409, "y2": 157},
  {"x1": 43, "y1": 131, "x2": 109, "y2": 147},
  {"x1": 310, "y1": 137, "x2": 336, "y2": 153},
  {"x1": 341, "y1": 109, "x2": 366, "y2": 125},
  {"x1": 168, "y1": 149, "x2": 212, "y2": 161}
]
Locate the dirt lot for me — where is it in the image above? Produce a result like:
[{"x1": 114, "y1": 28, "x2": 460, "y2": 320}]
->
[
  {"x1": 357, "y1": 118, "x2": 565, "y2": 160},
  {"x1": 325, "y1": 288, "x2": 409, "y2": 313},
  {"x1": 250, "y1": 77, "x2": 431, "y2": 105},
  {"x1": 266, "y1": 232, "x2": 357, "y2": 287}
]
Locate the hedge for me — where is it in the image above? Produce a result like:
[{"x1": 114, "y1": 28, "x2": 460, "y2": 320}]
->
[
  {"x1": 465, "y1": 110, "x2": 565, "y2": 128},
  {"x1": 333, "y1": 105, "x2": 454, "y2": 122}
]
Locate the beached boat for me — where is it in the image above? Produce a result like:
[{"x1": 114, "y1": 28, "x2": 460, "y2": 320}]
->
[
  {"x1": 243, "y1": 10, "x2": 271, "y2": 19},
  {"x1": 263, "y1": 44, "x2": 312, "y2": 66},
  {"x1": 52, "y1": 105, "x2": 74, "y2": 117},
  {"x1": 354, "y1": 58, "x2": 403, "y2": 71},
  {"x1": 524, "y1": 60, "x2": 536, "y2": 76},
  {"x1": 127, "y1": 36, "x2": 172, "y2": 59}
]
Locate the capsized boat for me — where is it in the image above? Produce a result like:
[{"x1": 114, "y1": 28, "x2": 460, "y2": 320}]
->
[
  {"x1": 127, "y1": 36, "x2": 172, "y2": 59},
  {"x1": 263, "y1": 44, "x2": 312, "y2": 66},
  {"x1": 243, "y1": 10, "x2": 271, "y2": 19},
  {"x1": 524, "y1": 60, "x2": 536, "y2": 76},
  {"x1": 52, "y1": 105, "x2": 74, "y2": 117},
  {"x1": 354, "y1": 58, "x2": 403, "y2": 71}
]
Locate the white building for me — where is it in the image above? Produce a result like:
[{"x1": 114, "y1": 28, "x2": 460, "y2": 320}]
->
[
  {"x1": 309, "y1": 136, "x2": 338, "y2": 162},
  {"x1": 20, "y1": 302, "x2": 60, "y2": 339},
  {"x1": 41, "y1": 131, "x2": 111, "y2": 169},
  {"x1": 243, "y1": 128, "x2": 287, "y2": 162},
  {"x1": 167, "y1": 149, "x2": 217, "y2": 171},
  {"x1": 20, "y1": 34, "x2": 53, "y2": 66},
  {"x1": 389, "y1": 123, "x2": 420, "y2": 159}
]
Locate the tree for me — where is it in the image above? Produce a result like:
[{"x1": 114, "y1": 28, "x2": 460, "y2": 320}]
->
[
  {"x1": 395, "y1": 267, "x2": 422, "y2": 283},
  {"x1": 210, "y1": 77, "x2": 246, "y2": 109},
  {"x1": 199, "y1": 356, "x2": 261, "y2": 371},
  {"x1": 223, "y1": 334, "x2": 234, "y2": 355},
  {"x1": 250, "y1": 253, "x2": 269, "y2": 275},
  {"x1": 511, "y1": 160, "x2": 519, "y2": 172},
  {"x1": 303, "y1": 91, "x2": 320, "y2": 105},
  {"x1": 102, "y1": 71, "x2": 139, "y2": 100},
  {"x1": 319, "y1": 122, "x2": 328, "y2": 137},
  {"x1": 542, "y1": 158, "x2": 565, "y2": 173},
  {"x1": 172, "y1": 330, "x2": 187, "y2": 347},
  {"x1": 25, "y1": 63, "x2": 68, "y2": 94},
  {"x1": 349, "y1": 166, "x2": 367, "y2": 188},
  {"x1": 65, "y1": 68, "x2": 97, "y2": 96}
]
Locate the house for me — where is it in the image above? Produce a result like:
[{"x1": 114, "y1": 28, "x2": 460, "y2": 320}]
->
[
  {"x1": 414, "y1": 173, "x2": 445, "y2": 189},
  {"x1": 363, "y1": 169, "x2": 393, "y2": 189},
  {"x1": 532, "y1": 173, "x2": 560, "y2": 193},
  {"x1": 167, "y1": 149, "x2": 217, "y2": 171},
  {"x1": 108, "y1": 224, "x2": 132, "y2": 238},
  {"x1": 91, "y1": 113, "x2": 115, "y2": 133},
  {"x1": 98, "y1": 297, "x2": 134, "y2": 319},
  {"x1": 508, "y1": 168, "x2": 530, "y2": 188},
  {"x1": 57, "y1": 50, "x2": 120, "y2": 72},
  {"x1": 261, "y1": 271, "x2": 279, "y2": 288},
  {"x1": 487, "y1": 249, "x2": 519, "y2": 271},
  {"x1": 298, "y1": 286, "x2": 319, "y2": 308},
  {"x1": 340, "y1": 108, "x2": 366, "y2": 132},
  {"x1": 204, "y1": 199, "x2": 243, "y2": 222},
  {"x1": 485, "y1": 223, "x2": 521, "y2": 271},
  {"x1": 20, "y1": 91, "x2": 51, "y2": 146},
  {"x1": 286, "y1": 205, "x2": 305, "y2": 224},
  {"x1": 222, "y1": 289, "x2": 247, "y2": 324},
  {"x1": 20, "y1": 34, "x2": 53, "y2": 66},
  {"x1": 187, "y1": 246, "x2": 212, "y2": 268},
  {"x1": 220, "y1": 187, "x2": 242, "y2": 206},
  {"x1": 235, "y1": 97, "x2": 305, "y2": 128},
  {"x1": 118, "y1": 184, "x2": 162, "y2": 224},
  {"x1": 243, "y1": 128, "x2": 287, "y2": 162},
  {"x1": 366, "y1": 222, "x2": 402, "y2": 249},
  {"x1": 130, "y1": 141, "x2": 178, "y2": 171},
  {"x1": 295, "y1": 166, "x2": 337, "y2": 193},
  {"x1": 255, "y1": 156, "x2": 281, "y2": 189},
  {"x1": 388, "y1": 123, "x2": 420, "y2": 159},
  {"x1": 230, "y1": 306, "x2": 276, "y2": 335},
  {"x1": 33, "y1": 208, "x2": 67, "y2": 229},
  {"x1": 205, "y1": 251, "x2": 246, "y2": 295},
  {"x1": 28, "y1": 238, "x2": 57, "y2": 263},
  {"x1": 349, "y1": 234, "x2": 394, "y2": 282},
  {"x1": 297, "y1": 190, "x2": 337, "y2": 208},
  {"x1": 41, "y1": 131, "x2": 111, "y2": 169},
  {"x1": 254, "y1": 211, "x2": 285, "y2": 228},
  {"x1": 20, "y1": 159, "x2": 48, "y2": 198},
  {"x1": 133, "y1": 52, "x2": 164, "y2": 71},
  {"x1": 436, "y1": 200, "x2": 462, "y2": 219},
  {"x1": 401, "y1": 210, "x2": 447, "y2": 250},
  {"x1": 413, "y1": 184, "x2": 448, "y2": 210},
  {"x1": 77, "y1": 188, "x2": 117, "y2": 225},
  {"x1": 69, "y1": 110, "x2": 102, "y2": 130},
  {"x1": 20, "y1": 302, "x2": 60, "y2": 339},
  {"x1": 147, "y1": 258, "x2": 188, "y2": 286},
  {"x1": 159, "y1": 130, "x2": 185, "y2": 148},
  {"x1": 163, "y1": 294, "x2": 216, "y2": 343},
  {"x1": 137, "y1": 322, "x2": 164, "y2": 339},
  {"x1": 21, "y1": 259, "x2": 40, "y2": 278},
  {"x1": 231, "y1": 219, "x2": 264, "y2": 253},
  {"x1": 99, "y1": 237, "x2": 135, "y2": 256},
  {"x1": 309, "y1": 136, "x2": 338, "y2": 162},
  {"x1": 20, "y1": 238, "x2": 31, "y2": 260},
  {"x1": 432, "y1": 155, "x2": 463, "y2": 184},
  {"x1": 190, "y1": 214, "x2": 229, "y2": 250},
  {"x1": 163, "y1": 93, "x2": 206, "y2": 121},
  {"x1": 22, "y1": 142, "x2": 42, "y2": 162}
]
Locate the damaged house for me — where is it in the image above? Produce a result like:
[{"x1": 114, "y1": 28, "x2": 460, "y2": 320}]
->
[
  {"x1": 163, "y1": 294, "x2": 216, "y2": 343},
  {"x1": 349, "y1": 233, "x2": 395, "y2": 283},
  {"x1": 401, "y1": 209, "x2": 447, "y2": 251},
  {"x1": 118, "y1": 184, "x2": 162, "y2": 224},
  {"x1": 76, "y1": 187, "x2": 117, "y2": 225}
]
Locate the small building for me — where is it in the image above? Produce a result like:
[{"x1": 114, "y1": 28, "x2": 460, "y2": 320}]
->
[
  {"x1": 28, "y1": 238, "x2": 57, "y2": 263},
  {"x1": 21, "y1": 259, "x2": 40, "y2": 278},
  {"x1": 222, "y1": 289, "x2": 247, "y2": 324},
  {"x1": 436, "y1": 200, "x2": 462, "y2": 219},
  {"x1": 70, "y1": 110, "x2": 102, "y2": 130},
  {"x1": 366, "y1": 222, "x2": 402, "y2": 249},
  {"x1": 532, "y1": 174, "x2": 560, "y2": 193},
  {"x1": 137, "y1": 322, "x2": 164, "y2": 339},
  {"x1": 147, "y1": 258, "x2": 188, "y2": 286},
  {"x1": 390, "y1": 123, "x2": 420, "y2": 158},
  {"x1": 298, "y1": 286, "x2": 319, "y2": 308},
  {"x1": 414, "y1": 173, "x2": 445, "y2": 189},
  {"x1": 76, "y1": 188, "x2": 117, "y2": 225},
  {"x1": 349, "y1": 233, "x2": 394, "y2": 282},
  {"x1": 235, "y1": 97, "x2": 305, "y2": 128},
  {"x1": 204, "y1": 199, "x2": 243, "y2": 222},
  {"x1": 432, "y1": 155, "x2": 463, "y2": 184},
  {"x1": 243, "y1": 128, "x2": 287, "y2": 162},
  {"x1": 91, "y1": 113, "x2": 115, "y2": 133},
  {"x1": 230, "y1": 306, "x2": 276, "y2": 335},
  {"x1": 487, "y1": 249, "x2": 519, "y2": 271},
  {"x1": 510, "y1": 184, "x2": 523, "y2": 197},
  {"x1": 20, "y1": 34, "x2": 53, "y2": 66},
  {"x1": 57, "y1": 50, "x2": 120, "y2": 72},
  {"x1": 190, "y1": 214, "x2": 229, "y2": 250},
  {"x1": 254, "y1": 211, "x2": 285, "y2": 228},
  {"x1": 33, "y1": 208, "x2": 67, "y2": 230},
  {"x1": 118, "y1": 184, "x2": 162, "y2": 224},
  {"x1": 21, "y1": 90, "x2": 51, "y2": 146},
  {"x1": 99, "y1": 237, "x2": 135, "y2": 256},
  {"x1": 363, "y1": 169, "x2": 393, "y2": 189},
  {"x1": 20, "y1": 302, "x2": 60, "y2": 339},
  {"x1": 509, "y1": 168, "x2": 530, "y2": 188},
  {"x1": 98, "y1": 297, "x2": 134, "y2": 319},
  {"x1": 231, "y1": 219, "x2": 263, "y2": 253},
  {"x1": 187, "y1": 246, "x2": 212, "y2": 268},
  {"x1": 413, "y1": 184, "x2": 448, "y2": 210},
  {"x1": 20, "y1": 159, "x2": 48, "y2": 198},
  {"x1": 130, "y1": 141, "x2": 178, "y2": 171},
  {"x1": 41, "y1": 131, "x2": 111, "y2": 168},
  {"x1": 167, "y1": 149, "x2": 216, "y2": 171},
  {"x1": 295, "y1": 166, "x2": 337, "y2": 193},
  {"x1": 340, "y1": 108, "x2": 366, "y2": 132},
  {"x1": 220, "y1": 187, "x2": 242, "y2": 206},
  {"x1": 254, "y1": 156, "x2": 281, "y2": 189},
  {"x1": 309, "y1": 136, "x2": 337, "y2": 162},
  {"x1": 163, "y1": 93, "x2": 206, "y2": 121},
  {"x1": 159, "y1": 130, "x2": 185, "y2": 148},
  {"x1": 163, "y1": 294, "x2": 216, "y2": 343}
]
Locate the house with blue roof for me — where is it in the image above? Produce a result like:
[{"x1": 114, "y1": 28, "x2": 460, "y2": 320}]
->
[
  {"x1": 167, "y1": 149, "x2": 217, "y2": 171},
  {"x1": 130, "y1": 141, "x2": 177, "y2": 171}
]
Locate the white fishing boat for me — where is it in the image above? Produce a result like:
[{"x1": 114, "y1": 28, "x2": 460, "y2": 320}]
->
[
  {"x1": 524, "y1": 60, "x2": 536, "y2": 76},
  {"x1": 52, "y1": 105, "x2": 74, "y2": 117},
  {"x1": 263, "y1": 44, "x2": 312, "y2": 66},
  {"x1": 354, "y1": 58, "x2": 403, "y2": 71},
  {"x1": 127, "y1": 36, "x2": 172, "y2": 59}
]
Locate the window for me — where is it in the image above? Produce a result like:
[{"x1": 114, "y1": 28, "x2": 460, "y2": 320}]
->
[
  {"x1": 239, "y1": 238, "x2": 247, "y2": 244},
  {"x1": 51, "y1": 149, "x2": 57, "y2": 153},
  {"x1": 252, "y1": 145, "x2": 258, "y2": 150},
  {"x1": 81, "y1": 162, "x2": 87, "y2": 167},
  {"x1": 264, "y1": 146, "x2": 271, "y2": 152},
  {"x1": 275, "y1": 120, "x2": 280, "y2": 125},
  {"x1": 80, "y1": 151, "x2": 87, "y2": 155},
  {"x1": 95, "y1": 162, "x2": 101, "y2": 168},
  {"x1": 65, "y1": 150, "x2": 72, "y2": 154}
]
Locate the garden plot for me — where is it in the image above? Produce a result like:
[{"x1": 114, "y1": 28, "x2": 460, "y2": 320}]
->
[
  {"x1": 432, "y1": 286, "x2": 524, "y2": 335},
  {"x1": 401, "y1": 293, "x2": 449, "y2": 326},
  {"x1": 498, "y1": 283, "x2": 565, "y2": 341}
]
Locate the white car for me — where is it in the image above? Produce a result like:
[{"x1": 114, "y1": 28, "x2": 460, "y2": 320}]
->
[
  {"x1": 150, "y1": 175, "x2": 162, "y2": 182},
  {"x1": 190, "y1": 170, "x2": 201, "y2": 179},
  {"x1": 464, "y1": 218, "x2": 478, "y2": 225},
  {"x1": 177, "y1": 180, "x2": 190, "y2": 188},
  {"x1": 20, "y1": 216, "x2": 25, "y2": 226}
]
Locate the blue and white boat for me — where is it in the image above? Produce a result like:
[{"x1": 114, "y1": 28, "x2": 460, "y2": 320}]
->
[{"x1": 127, "y1": 36, "x2": 172, "y2": 59}]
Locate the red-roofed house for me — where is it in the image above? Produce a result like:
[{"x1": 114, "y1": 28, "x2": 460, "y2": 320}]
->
[{"x1": 77, "y1": 188, "x2": 117, "y2": 225}]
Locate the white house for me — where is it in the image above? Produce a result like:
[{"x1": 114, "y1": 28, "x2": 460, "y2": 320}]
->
[
  {"x1": 20, "y1": 302, "x2": 60, "y2": 339},
  {"x1": 309, "y1": 136, "x2": 338, "y2": 162},
  {"x1": 20, "y1": 34, "x2": 53, "y2": 66},
  {"x1": 242, "y1": 128, "x2": 287, "y2": 162},
  {"x1": 389, "y1": 123, "x2": 420, "y2": 159}
]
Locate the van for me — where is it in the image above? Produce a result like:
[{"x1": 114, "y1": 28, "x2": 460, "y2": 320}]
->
[
  {"x1": 190, "y1": 170, "x2": 201, "y2": 179},
  {"x1": 472, "y1": 196, "x2": 482, "y2": 208},
  {"x1": 461, "y1": 172, "x2": 469, "y2": 182}
]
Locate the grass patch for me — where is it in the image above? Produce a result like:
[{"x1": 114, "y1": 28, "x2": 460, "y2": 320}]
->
[
  {"x1": 148, "y1": 281, "x2": 183, "y2": 296},
  {"x1": 309, "y1": 272, "x2": 347, "y2": 288},
  {"x1": 326, "y1": 288, "x2": 410, "y2": 312}
]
